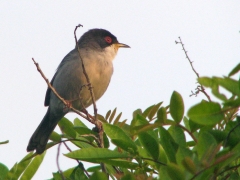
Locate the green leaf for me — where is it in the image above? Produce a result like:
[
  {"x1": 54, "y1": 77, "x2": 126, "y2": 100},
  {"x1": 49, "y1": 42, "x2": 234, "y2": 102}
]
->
[
  {"x1": 133, "y1": 114, "x2": 149, "y2": 126},
  {"x1": 121, "y1": 174, "x2": 135, "y2": 180},
  {"x1": 214, "y1": 76, "x2": 240, "y2": 96},
  {"x1": 157, "y1": 107, "x2": 167, "y2": 123},
  {"x1": 208, "y1": 129, "x2": 227, "y2": 143},
  {"x1": 166, "y1": 163, "x2": 185, "y2": 180},
  {"x1": 87, "y1": 165, "x2": 101, "y2": 172},
  {"x1": 224, "y1": 97, "x2": 240, "y2": 107},
  {"x1": 132, "y1": 123, "x2": 161, "y2": 135},
  {"x1": 109, "y1": 108, "x2": 117, "y2": 123},
  {"x1": 187, "y1": 101, "x2": 224, "y2": 125},
  {"x1": 74, "y1": 126, "x2": 96, "y2": 136},
  {"x1": 103, "y1": 132, "x2": 110, "y2": 148},
  {"x1": 70, "y1": 166, "x2": 88, "y2": 180},
  {"x1": 170, "y1": 91, "x2": 184, "y2": 123},
  {"x1": 6, "y1": 152, "x2": 34, "y2": 180},
  {"x1": 58, "y1": 117, "x2": 76, "y2": 138},
  {"x1": 189, "y1": 119, "x2": 203, "y2": 132},
  {"x1": 52, "y1": 172, "x2": 63, "y2": 180},
  {"x1": 89, "y1": 172, "x2": 108, "y2": 180},
  {"x1": 159, "y1": 127, "x2": 178, "y2": 163},
  {"x1": 183, "y1": 116, "x2": 190, "y2": 130},
  {"x1": 228, "y1": 63, "x2": 240, "y2": 77},
  {"x1": 168, "y1": 126, "x2": 186, "y2": 147},
  {"x1": 182, "y1": 156, "x2": 197, "y2": 174},
  {"x1": 138, "y1": 132, "x2": 160, "y2": 160},
  {"x1": 73, "y1": 126, "x2": 97, "y2": 143},
  {"x1": 49, "y1": 131, "x2": 61, "y2": 142},
  {"x1": 105, "y1": 110, "x2": 111, "y2": 120},
  {"x1": 0, "y1": 140, "x2": 9, "y2": 145},
  {"x1": 20, "y1": 152, "x2": 46, "y2": 180},
  {"x1": 159, "y1": 145, "x2": 168, "y2": 164},
  {"x1": 176, "y1": 146, "x2": 193, "y2": 168},
  {"x1": 65, "y1": 148, "x2": 130, "y2": 161},
  {"x1": 70, "y1": 137, "x2": 94, "y2": 149},
  {"x1": 113, "y1": 112, "x2": 122, "y2": 125},
  {"x1": 197, "y1": 132, "x2": 217, "y2": 159},
  {"x1": 142, "y1": 105, "x2": 154, "y2": 118},
  {"x1": 111, "y1": 139, "x2": 136, "y2": 154},
  {"x1": 130, "y1": 114, "x2": 149, "y2": 135},
  {"x1": 198, "y1": 77, "x2": 227, "y2": 101},
  {"x1": 147, "y1": 102, "x2": 163, "y2": 121},
  {"x1": 103, "y1": 123, "x2": 137, "y2": 154},
  {"x1": 225, "y1": 121, "x2": 240, "y2": 148},
  {"x1": 0, "y1": 163, "x2": 9, "y2": 179},
  {"x1": 97, "y1": 114, "x2": 107, "y2": 123},
  {"x1": 198, "y1": 76, "x2": 240, "y2": 100},
  {"x1": 133, "y1": 109, "x2": 143, "y2": 118},
  {"x1": 56, "y1": 167, "x2": 76, "y2": 179},
  {"x1": 74, "y1": 118, "x2": 88, "y2": 128},
  {"x1": 159, "y1": 166, "x2": 171, "y2": 180}
]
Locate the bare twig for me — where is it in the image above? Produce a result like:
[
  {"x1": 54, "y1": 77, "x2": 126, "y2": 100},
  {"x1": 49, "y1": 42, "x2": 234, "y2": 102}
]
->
[
  {"x1": 177, "y1": 124, "x2": 198, "y2": 143},
  {"x1": 224, "y1": 122, "x2": 240, "y2": 147},
  {"x1": 31, "y1": 58, "x2": 95, "y2": 124},
  {"x1": 81, "y1": 134, "x2": 101, "y2": 146},
  {"x1": 175, "y1": 37, "x2": 211, "y2": 102},
  {"x1": 73, "y1": 25, "x2": 98, "y2": 121},
  {"x1": 74, "y1": 25, "x2": 106, "y2": 174},
  {"x1": 56, "y1": 143, "x2": 65, "y2": 180},
  {"x1": 217, "y1": 163, "x2": 240, "y2": 177}
]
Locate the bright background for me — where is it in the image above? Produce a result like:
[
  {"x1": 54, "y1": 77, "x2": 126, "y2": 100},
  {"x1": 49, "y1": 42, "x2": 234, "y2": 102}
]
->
[{"x1": 0, "y1": 1, "x2": 239, "y2": 179}]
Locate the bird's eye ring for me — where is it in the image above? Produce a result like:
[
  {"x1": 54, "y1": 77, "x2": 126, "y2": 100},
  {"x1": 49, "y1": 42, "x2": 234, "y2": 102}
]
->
[{"x1": 105, "y1": 36, "x2": 112, "y2": 44}]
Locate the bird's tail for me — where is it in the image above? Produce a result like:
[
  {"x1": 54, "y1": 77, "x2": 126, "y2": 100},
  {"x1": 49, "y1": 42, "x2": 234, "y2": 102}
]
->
[{"x1": 27, "y1": 108, "x2": 62, "y2": 154}]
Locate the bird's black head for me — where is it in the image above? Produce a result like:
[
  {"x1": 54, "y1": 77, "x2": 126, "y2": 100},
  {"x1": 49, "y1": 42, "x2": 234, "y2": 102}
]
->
[
  {"x1": 78, "y1": 28, "x2": 130, "y2": 50},
  {"x1": 78, "y1": 29, "x2": 119, "y2": 49}
]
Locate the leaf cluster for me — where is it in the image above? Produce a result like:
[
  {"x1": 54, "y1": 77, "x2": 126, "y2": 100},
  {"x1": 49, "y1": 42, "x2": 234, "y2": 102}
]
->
[{"x1": 1, "y1": 63, "x2": 240, "y2": 180}]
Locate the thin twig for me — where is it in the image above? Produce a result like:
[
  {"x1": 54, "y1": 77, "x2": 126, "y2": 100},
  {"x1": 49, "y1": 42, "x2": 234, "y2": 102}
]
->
[
  {"x1": 56, "y1": 143, "x2": 65, "y2": 180},
  {"x1": 224, "y1": 122, "x2": 240, "y2": 147},
  {"x1": 31, "y1": 58, "x2": 95, "y2": 124},
  {"x1": 73, "y1": 25, "x2": 98, "y2": 121},
  {"x1": 177, "y1": 124, "x2": 198, "y2": 143},
  {"x1": 81, "y1": 134, "x2": 101, "y2": 146},
  {"x1": 217, "y1": 163, "x2": 240, "y2": 177},
  {"x1": 175, "y1": 37, "x2": 211, "y2": 102},
  {"x1": 74, "y1": 25, "x2": 106, "y2": 174}
]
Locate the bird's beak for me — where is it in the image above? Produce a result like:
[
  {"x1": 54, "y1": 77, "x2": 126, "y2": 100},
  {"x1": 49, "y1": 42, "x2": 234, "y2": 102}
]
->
[{"x1": 116, "y1": 43, "x2": 130, "y2": 48}]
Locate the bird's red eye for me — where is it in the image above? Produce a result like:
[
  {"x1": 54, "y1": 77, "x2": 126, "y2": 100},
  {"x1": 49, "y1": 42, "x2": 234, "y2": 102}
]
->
[{"x1": 105, "y1": 36, "x2": 112, "y2": 44}]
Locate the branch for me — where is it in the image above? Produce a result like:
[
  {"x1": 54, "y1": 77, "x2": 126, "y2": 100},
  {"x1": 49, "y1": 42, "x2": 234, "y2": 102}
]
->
[
  {"x1": 175, "y1": 37, "x2": 211, "y2": 102},
  {"x1": 74, "y1": 25, "x2": 98, "y2": 121},
  {"x1": 31, "y1": 58, "x2": 95, "y2": 124},
  {"x1": 74, "y1": 25, "x2": 107, "y2": 174},
  {"x1": 177, "y1": 124, "x2": 198, "y2": 143},
  {"x1": 56, "y1": 142, "x2": 65, "y2": 180}
]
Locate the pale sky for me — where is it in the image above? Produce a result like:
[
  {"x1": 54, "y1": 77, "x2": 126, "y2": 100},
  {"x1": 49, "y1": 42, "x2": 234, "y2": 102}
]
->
[{"x1": 0, "y1": 1, "x2": 239, "y2": 179}]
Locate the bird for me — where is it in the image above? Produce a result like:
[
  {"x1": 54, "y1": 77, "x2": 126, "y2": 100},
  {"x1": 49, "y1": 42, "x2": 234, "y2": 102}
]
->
[{"x1": 27, "y1": 28, "x2": 130, "y2": 154}]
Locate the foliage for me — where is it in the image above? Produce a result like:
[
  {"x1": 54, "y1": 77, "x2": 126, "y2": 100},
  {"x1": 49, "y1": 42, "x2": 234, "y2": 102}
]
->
[{"x1": 1, "y1": 63, "x2": 240, "y2": 180}]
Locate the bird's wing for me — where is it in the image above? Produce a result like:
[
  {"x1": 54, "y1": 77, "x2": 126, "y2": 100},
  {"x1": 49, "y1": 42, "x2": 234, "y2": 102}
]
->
[{"x1": 44, "y1": 49, "x2": 77, "y2": 106}]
